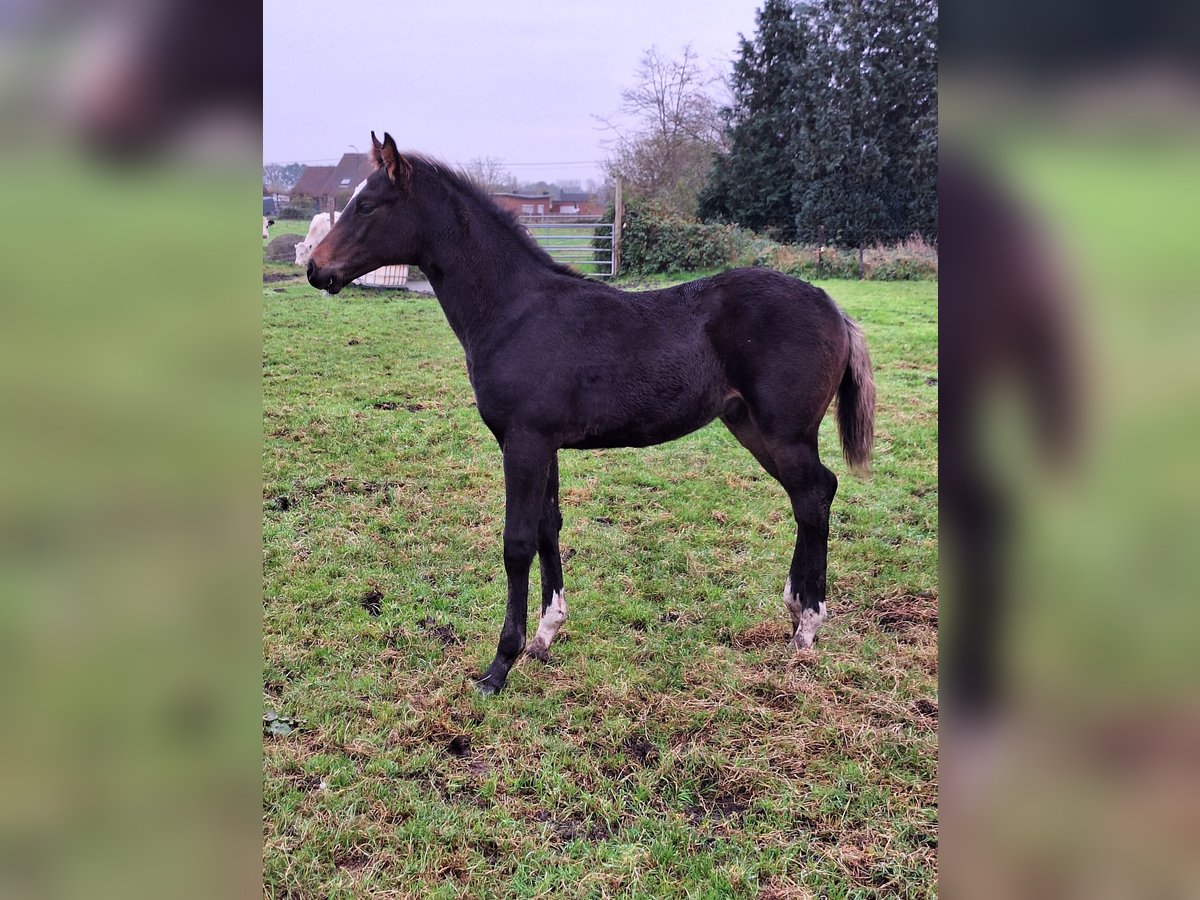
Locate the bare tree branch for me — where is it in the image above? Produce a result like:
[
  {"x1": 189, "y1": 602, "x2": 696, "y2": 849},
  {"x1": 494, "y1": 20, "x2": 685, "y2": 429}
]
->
[{"x1": 595, "y1": 45, "x2": 727, "y2": 215}]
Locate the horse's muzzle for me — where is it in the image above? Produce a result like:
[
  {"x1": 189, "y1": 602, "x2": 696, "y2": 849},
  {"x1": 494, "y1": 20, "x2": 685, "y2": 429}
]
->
[{"x1": 306, "y1": 261, "x2": 342, "y2": 294}]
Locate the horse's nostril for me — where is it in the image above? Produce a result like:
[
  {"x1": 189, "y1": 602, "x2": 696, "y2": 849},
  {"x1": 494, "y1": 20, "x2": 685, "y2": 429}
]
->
[{"x1": 306, "y1": 260, "x2": 316, "y2": 280}]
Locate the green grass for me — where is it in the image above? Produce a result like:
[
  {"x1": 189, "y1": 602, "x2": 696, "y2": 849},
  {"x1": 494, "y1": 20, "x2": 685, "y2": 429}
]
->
[
  {"x1": 268, "y1": 217, "x2": 312, "y2": 238},
  {"x1": 263, "y1": 271, "x2": 937, "y2": 898}
]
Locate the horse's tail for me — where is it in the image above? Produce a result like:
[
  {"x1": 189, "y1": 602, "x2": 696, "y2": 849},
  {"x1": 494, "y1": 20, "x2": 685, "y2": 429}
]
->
[{"x1": 837, "y1": 314, "x2": 876, "y2": 477}]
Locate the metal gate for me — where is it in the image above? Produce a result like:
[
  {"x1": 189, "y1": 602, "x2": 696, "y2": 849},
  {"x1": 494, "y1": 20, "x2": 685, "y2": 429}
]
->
[{"x1": 520, "y1": 215, "x2": 615, "y2": 278}]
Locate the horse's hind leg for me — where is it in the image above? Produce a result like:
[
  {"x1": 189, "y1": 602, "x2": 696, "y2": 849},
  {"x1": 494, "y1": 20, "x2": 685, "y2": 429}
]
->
[
  {"x1": 779, "y1": 446, "x2": 837, "y2": 649},
  {"x1": 528, "y1": 455, "x2": 566, "y2": 663},
  {"x1": 722, "y1": 407, "x2": 837, "y2": 649}
]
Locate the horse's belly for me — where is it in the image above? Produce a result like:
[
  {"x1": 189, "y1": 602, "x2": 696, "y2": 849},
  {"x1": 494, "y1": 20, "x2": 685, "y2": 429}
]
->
[{"x1": 564, "y1": 394, "x2": 724, "y2": 450}]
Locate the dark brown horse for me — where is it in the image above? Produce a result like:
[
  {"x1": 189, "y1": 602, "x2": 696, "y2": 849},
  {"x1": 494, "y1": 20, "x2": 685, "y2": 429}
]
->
[{"x1": 309, "y1": 132, "x2": 875, "y2": 695}]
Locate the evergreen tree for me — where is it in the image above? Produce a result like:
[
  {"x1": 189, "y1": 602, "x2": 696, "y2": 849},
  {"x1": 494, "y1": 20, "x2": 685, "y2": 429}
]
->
[
  {"x1": 794, "y1": 0, "x2": 937, "y2": 246},
  {"x1": 698, "y1": 0, "x2": 809, "y2": 240},
  {"x1": 702, "y1": 0, "x2": 938, "y2": 247}
]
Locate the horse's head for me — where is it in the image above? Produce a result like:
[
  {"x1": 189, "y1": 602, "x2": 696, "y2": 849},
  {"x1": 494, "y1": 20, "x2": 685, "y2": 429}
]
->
[{"x1": 308, "y1": 131, "x2": 419, "y2": 294}]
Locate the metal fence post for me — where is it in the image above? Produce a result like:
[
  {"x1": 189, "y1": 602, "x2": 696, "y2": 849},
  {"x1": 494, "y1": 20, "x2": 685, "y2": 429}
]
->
[{"x1": 613, "y1": 176, "x2": 623, "y2": 277}]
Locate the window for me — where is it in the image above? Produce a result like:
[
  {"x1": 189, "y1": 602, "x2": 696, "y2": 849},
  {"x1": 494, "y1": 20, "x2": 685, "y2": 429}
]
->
[
  {"x1": 521, "y1": 204, "x2": 534, "y2": 215},
  {"x1": 339, "y1": 177, "x2": 352, "y2": 186}
]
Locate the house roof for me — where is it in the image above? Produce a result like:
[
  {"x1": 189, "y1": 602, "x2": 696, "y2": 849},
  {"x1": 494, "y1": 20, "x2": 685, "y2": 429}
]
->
[
  {"x1": 559, "y1": 191, "x2": 592, "y2": 202},
  {"x1": 292, "y1": 165, "x2": 334, "y2": 198},
  {"x1": 292, "y1": 154, "x2": 375, "y2": 200},
  {"x1": 327, "y1": 153, "x2": 373, "y2": 194}
]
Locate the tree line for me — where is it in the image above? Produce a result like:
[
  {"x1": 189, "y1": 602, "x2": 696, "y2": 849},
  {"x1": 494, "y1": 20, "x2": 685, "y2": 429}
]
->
[{"x1": 607, "y1": 0, "x2": 937, "y2": 248}]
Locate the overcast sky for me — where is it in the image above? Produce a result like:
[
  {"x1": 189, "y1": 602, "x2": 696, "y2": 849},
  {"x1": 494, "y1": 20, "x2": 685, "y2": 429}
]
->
[{"x1": 263, "y1": 0, "x2": 764, "y2": 184}]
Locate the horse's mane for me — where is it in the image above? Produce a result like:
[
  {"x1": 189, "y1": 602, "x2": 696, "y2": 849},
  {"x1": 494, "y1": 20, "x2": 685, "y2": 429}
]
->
[{"x1": 407, "y1": 153, "x2": 588, "y2": 281}]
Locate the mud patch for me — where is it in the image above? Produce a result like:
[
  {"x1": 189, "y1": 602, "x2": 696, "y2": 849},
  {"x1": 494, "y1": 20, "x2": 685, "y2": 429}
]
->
[
  {"x1": 263, "y1": 271, "x2": 298, "y2": 283},
  {"x1": 359, "y1": 590, "x2": 383, "y2": 617},
  {"x1": 876, "y1": 589, "x2": 938, "y2": 633},
  {"x1": 686, "y1": 791, "x2": 749, "y2": 825},
  {"x1": 535, "y1": 810, "x2": 613, "y2": 845},
  {"x1": 334, "y1": 851, "x2": 370, "y2": 873},
  {"x1": 372, "y1": 400, "x2": 426, "y2": 412},
  {"x1": 622, "y1": 735, "x2": 658, "y2": 767},
  {"x1": 913, "y1": 698, "x2": 938, "y2": 721},
  {"x1": 421, "y1": 616, "x2": 461, "y2": 646},
  {"x1": 308, "y1": 477, "x2": 398, "y2": 497},
  {"x1": 444, "y1": 734, "x2": 471, "y2": 757}
]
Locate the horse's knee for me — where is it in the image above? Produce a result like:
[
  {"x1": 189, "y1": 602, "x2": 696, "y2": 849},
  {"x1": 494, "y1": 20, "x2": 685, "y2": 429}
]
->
[{"x1": 502, "y1": 533, "x2": 538, "y2": 570}]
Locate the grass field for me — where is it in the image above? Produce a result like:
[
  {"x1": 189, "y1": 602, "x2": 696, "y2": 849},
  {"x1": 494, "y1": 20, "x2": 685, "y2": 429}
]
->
[{"x1": 262, "y1": 269, "x2": 937, "y2": 898}]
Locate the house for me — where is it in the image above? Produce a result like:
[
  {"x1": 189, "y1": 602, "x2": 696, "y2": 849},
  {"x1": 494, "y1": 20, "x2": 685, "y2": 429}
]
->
[
  {"x1": 491, "y1": 190, "x2": 604, "y2": 219},
  {"x1": 552, "y1": 191, "x2": 603, "y2": 217},
  {"x1": 290, "y1": 153, "x2": 375, "y2": 211},
  {"x1": 491, "y1": 192, "x2": 554, "y2": 218},
  {"x1": 324, "y1": 153, "x2": 375, "y2": 207},
  {"x1": 291, "y1": 165, "x2": 334, "y2": 207}
]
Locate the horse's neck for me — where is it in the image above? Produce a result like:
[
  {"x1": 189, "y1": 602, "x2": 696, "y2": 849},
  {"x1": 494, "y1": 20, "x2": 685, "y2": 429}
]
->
[{"x1": 419, "y1": 188, "x2": 545, "y2": 349}]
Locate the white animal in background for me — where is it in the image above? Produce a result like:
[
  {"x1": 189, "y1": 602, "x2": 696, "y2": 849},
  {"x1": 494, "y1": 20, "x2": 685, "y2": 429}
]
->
[
  {"x1": 262, "y1": 216, "x2": 274, "y2": 238},
  {"x1": 294, "y1": 179, "x2": 369, "y2": 266},
  {"x1": 293, "y1": 211, "x2": 340, "y2": 266},
  {"x1": 292, "y1": 180, "x2": 407, "y2": 288}
]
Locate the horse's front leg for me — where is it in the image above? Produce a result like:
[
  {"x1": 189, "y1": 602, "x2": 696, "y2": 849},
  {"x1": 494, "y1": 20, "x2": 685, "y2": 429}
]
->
[
  {"x1": 528, "y1": 454, "x2": 565, "y2": 663},
  {"x1": 476, "y1": 432, "x2": 553, "y2": 695}
]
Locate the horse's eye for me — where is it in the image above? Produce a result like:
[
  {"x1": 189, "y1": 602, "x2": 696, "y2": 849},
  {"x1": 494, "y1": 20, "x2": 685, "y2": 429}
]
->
[{"x1": 358, "y1": 201, "x2": 373, "y2": 214}]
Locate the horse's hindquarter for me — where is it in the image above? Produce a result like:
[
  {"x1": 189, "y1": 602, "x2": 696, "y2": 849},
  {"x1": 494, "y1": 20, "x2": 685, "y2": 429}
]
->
[{"x1": 703, "y1": 269, "x2": 850, "y2": 424}]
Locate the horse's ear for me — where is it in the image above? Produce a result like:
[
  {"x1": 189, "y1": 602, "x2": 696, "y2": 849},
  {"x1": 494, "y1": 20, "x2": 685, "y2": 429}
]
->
[
  {"x1": 375, "y1": 131, "x2": 411, "y2": 187},
  {"x1": 369, "y1": 131, "x2": 385, "y2": 171}
]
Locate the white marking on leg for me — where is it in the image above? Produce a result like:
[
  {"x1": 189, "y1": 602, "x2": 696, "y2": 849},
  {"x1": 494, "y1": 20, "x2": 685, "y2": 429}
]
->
[
  {"x1": 527, "y1": 589, "x2": 566, "y2": 658},
  {"x1": 791, "y1": 602, "x2": 827, "y2": 650},
  {"x1": 783, "y1": 576, "x2": 827, "y2": 649},
  {"x1": 783, "y1": 576, "x2": 802, "y2": 629}
]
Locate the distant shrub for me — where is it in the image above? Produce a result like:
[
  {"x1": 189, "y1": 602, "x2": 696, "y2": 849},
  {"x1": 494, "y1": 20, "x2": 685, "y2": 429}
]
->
[
  {"x1": 278, "y1": 204, "x2": 316, "y2": 220},
  {"x1": 861, "y1": 235, "x2": 939, "y2": 280},
  {"x1": 595, "y1": 202, "x2": 937, "y2": 281},
  {"x1": 599, "y1": 198, "x2": 758, "y2": 275},
  {"x1": 768, "y1": 233, "x2": 937, "y2": 281}
]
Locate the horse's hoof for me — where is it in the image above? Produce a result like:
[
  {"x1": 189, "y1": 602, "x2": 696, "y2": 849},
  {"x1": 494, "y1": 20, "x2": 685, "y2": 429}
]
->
[
  {"x1": 474, "y1": 674, "x2": 504, "y2": 696},
  {"x1": 526, "y1": 643, "x2": 551, "y2": 664},
  {"x1": 790, "y1": 602, "x2": 827, "y2": 650}
]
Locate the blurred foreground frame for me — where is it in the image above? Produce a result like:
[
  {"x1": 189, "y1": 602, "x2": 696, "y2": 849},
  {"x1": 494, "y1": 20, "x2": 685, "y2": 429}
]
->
[
  {"x1": 941, "y1": 0, "x2": 1200, "y2": 897},
  {"x1": 0, "y1": 1, "x2": 262, "y2": 899}
]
